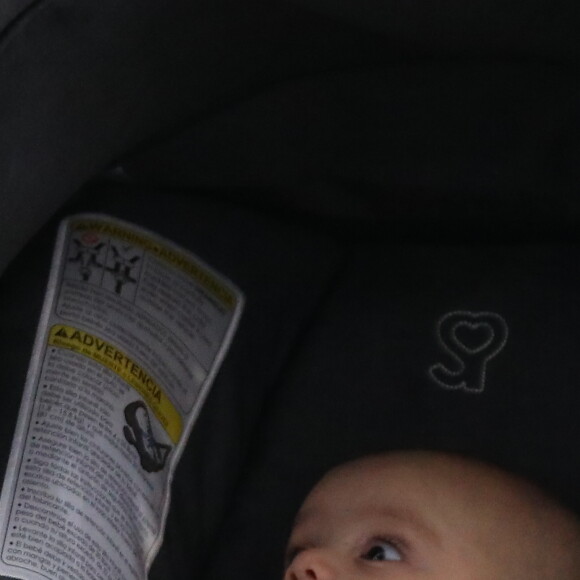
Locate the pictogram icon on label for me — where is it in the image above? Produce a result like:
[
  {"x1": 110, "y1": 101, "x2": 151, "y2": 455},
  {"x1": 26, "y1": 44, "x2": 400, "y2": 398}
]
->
[{"x1": 123, "y1": 401, "x2": 172, "y2": 473}]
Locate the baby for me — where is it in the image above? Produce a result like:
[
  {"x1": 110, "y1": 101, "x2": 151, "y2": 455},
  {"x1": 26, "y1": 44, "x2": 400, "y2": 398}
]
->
[{"x1": 284, "y1": 451, "x2": 580, "y2": 579}]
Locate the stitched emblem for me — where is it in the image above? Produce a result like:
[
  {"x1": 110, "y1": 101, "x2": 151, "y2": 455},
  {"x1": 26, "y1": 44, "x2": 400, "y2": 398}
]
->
[{"x1": 429, "y1": 311, "x2": 508, "y2": 393}]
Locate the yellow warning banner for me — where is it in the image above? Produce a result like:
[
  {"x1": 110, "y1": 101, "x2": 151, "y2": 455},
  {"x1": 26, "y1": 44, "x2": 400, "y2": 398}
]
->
[{"x1": 48, "y1": 325, "x2": 182, "y2": 444}]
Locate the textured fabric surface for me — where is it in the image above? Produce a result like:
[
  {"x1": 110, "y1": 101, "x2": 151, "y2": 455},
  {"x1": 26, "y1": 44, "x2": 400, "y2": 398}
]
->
[
  {"x1": 121, "y1": 2, "x2": 580, "y2": 234},
  {"x1": 4, "y1": 0, "x2": 580, "y2": 274},
  {"x1": 0, "y1": 0, "x2": 333, "y2": 275},
  {"x1": 122, "y1": 64, "x2": 580, "y2": 231}
]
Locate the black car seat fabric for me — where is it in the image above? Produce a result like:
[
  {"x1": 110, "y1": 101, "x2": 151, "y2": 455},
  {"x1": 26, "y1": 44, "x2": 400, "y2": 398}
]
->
[
  {"x1": 0, "y1": 0, "x2": 328, "y2": 274},
  {"x1": 3, "y1": 0, "x2": 580, "y2": 274},
  {"x1": 2, "y1": 1, "x2": 580, "y2": 580}
]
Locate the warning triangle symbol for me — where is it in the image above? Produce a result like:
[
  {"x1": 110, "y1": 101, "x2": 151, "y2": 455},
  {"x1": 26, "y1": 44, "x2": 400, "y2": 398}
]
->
[{"x1": 54, "y1": 327, "x2": 68, "y2": 338}]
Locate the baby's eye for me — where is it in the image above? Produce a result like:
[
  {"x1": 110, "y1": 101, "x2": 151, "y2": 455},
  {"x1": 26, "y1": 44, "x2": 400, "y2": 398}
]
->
[{"x1": 361, "y1": 540, "x2": 403, "y2": 562}]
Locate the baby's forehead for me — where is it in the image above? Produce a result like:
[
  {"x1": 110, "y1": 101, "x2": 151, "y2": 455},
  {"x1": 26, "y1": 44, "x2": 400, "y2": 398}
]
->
[
  {"x1": 312, "y1": 452, "x2": 556, "y2": 523},
  {"x1": 325, "y1": 451, "x2": 524, "y2": 489},
  {"x1": 321, "y1": 452, "x2": 487, "y2": 490},
  {"x1": 320, "y1": 452, "x2": 578, "y2": 530}
]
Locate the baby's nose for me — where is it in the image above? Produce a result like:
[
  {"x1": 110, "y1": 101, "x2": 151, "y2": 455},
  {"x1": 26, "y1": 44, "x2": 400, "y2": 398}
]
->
[{"x1": 284, "y1": 548, "x2": 338, "y2": 580}]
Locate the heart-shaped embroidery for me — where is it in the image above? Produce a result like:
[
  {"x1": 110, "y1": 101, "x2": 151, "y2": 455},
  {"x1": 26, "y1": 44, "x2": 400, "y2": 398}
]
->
[
  {"x1": 430, "y1": 310, "x2": 509, "y2": 393},
  {"x1": 451, "y1": 321, "x2": 494, "y2": 354}
]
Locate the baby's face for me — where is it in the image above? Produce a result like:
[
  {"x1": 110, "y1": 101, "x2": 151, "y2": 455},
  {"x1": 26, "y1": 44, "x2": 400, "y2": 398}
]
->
[{"x1": 283, "y1": 452, "x2": 579, "y2": 580}]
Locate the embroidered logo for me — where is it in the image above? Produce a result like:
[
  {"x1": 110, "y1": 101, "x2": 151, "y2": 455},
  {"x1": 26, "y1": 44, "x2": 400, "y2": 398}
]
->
[{"x1": 429, "y1": 311, "x2": 508, "y2": 393}]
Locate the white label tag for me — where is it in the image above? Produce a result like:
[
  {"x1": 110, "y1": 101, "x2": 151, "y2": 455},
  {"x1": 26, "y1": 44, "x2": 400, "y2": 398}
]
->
[{"x1": 0, "y1": 214, "x2": 244, "y2": 580}]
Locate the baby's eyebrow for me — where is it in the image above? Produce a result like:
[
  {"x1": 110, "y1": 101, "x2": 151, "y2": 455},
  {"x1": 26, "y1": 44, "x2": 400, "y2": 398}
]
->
[
  {"x1": 372, "y1": 506, "x2": 442, "y2": 546},
  {"x1": 292, "y1": 505, "x2": 441, "y2": 548},
  {"x1": 290, "y1": 508, "x2": 317, "y2": 532}
]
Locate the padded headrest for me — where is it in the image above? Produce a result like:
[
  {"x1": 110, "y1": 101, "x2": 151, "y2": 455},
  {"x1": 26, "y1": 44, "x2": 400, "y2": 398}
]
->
[{"x1": 3, "y1": 0, "x2": 580, "y2": 271}]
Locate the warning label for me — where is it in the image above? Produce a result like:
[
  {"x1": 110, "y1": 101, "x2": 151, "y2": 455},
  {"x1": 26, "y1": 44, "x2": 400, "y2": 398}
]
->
[
  {"x1": 0, "y1": 214, "x2": 243, "y2": 580},
  {"x1": 48, "y1": 326, "x2": 182, "y2": 443},
  {"x1": 71, "y1": 220, "x2": 237, "y2": 309}
]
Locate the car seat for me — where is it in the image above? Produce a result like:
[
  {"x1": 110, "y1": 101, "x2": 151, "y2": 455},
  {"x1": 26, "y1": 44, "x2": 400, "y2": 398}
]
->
[{"x1": 1, "y1": 1, "x2": 580, "y2": 578}]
